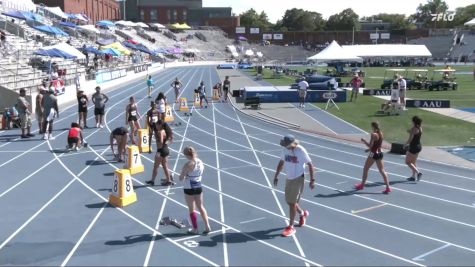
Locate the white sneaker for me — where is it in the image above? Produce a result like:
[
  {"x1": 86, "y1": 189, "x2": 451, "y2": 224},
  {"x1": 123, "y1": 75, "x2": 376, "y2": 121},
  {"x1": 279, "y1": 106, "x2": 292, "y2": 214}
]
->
[
  {"x1": 100, "y1": 124, "x2": 104, "y2": 128},
  {"x1": 302, "y1": 104, "x2": 305, "y2": 108},
  {"x1": 96, "y1": 123, "x2": 100, "y2": 128},
  {"x1": 43, "y1": 135, "x2": 49, "y2": 140},
  {"x1": 74, "y1": 147, "x2": 79, "y2": 151},
  {"x1": 49, "y1": 134, "x2": 55, "y2": 140}
]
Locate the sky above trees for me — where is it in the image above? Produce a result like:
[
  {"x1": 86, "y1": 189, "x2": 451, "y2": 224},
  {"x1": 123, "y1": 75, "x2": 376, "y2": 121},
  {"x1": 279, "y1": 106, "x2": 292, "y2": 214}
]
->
[{"x1": 203, "y1": 0, "x2": 473, "y2": 22}]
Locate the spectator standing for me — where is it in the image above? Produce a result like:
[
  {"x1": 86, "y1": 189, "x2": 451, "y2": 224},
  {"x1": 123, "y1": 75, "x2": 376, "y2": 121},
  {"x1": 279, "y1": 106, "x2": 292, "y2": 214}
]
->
[
  {"x1": 398, "y1": 75, "x2": 407, "y2": 110},
  {"x1": 42, "y1": 88, "x2": 59, "y2": 140},
  {"x1": 77, "y1": 90, "x2": 89, "y2": 128},
  {"x1": 35, "y1": 86, "x2": 45, "y2": 134},
  {"x1": 273, "y1": 134, "x2": 315, "y2": 237},
  {"x1": 16, "y1": 89, "x2": 35, "y2": 138},
  {"x1": 350, "y1": 74, "x2": 362, "y2": 102},
  {"x1": 222, "y1": 76, "x2": 231, "y2": 102},
  {"x1": 297, "y1": 77, "x2": 309, "y2": 108},
  {"x1": 92, "y1": 86, "x2": 109, "y2": 128},
  {"x1": 146, "y1": 75, "x2": 154, "y2": 98}
]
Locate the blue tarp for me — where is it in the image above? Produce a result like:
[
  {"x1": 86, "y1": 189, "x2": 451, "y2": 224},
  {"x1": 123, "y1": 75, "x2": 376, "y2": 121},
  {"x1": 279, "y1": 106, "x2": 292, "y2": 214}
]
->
[
  {"x1": 33, "y1": 25, "x2": 69, "y2": 36},
  {"x1": 122, "y1": 41, "x2": 137, "y2": 50},
  {"x1": 34, "y1": 48, "x2": 76, "y2": 59},
  {"x1": 96, "y1": 20, "x2": 115, "y2": 27},
  {"x1": 96, "y1": 38, "x2": 116, "y2": 46},
  {"x1": 59, "y1": 21, "x2": 77, "y2": 28},
  {"x1": 102, "y1": 48, "x2": 121, "y2": 56},
  {"x1": 81, "y1": 46, "x2": 104, "y2": 55},
  {"x1": 2, "y1": 11, "x2": 42, "y2": 21}
]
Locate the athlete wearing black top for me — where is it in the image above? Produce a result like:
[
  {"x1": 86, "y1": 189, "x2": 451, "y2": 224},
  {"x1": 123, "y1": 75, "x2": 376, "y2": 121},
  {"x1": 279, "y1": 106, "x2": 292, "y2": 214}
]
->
[
  {"x1": 146, "y1": 120, "x2": 174, "y2": 186},
  {"x1": 110, "y1": 127, "x2": 128, "y2": 162},
  {"x1": 77, "y1": 91, "x2": 88, "y2": 128},
  {"x1": 223, "y1": 76, "x2": 231, "y2": 101},
  {"x1": 405, "y1": 116, "x2": 423, "y2": 181}
]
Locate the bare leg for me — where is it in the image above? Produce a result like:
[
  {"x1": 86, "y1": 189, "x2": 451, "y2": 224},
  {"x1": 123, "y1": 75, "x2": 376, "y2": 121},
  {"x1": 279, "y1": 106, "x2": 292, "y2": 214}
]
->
[
  {"x1": 405, "y1": 152, "x2": 420, "y2": 177},
  {"x1": 150, "y1": 154, "x2": 162, "y2": 182},
  {"x1": 375, "y1": 160, "x2": 390, "y2": 189},
  {"x1": 360, "y1": 157, "x2": 374, "y2": 185},
  {"x1": 195, "y1": 194, "x2": 211, "y2": 231},
  {"x1": 161, "y1": 157, "x2": 172, "y2": 182}
]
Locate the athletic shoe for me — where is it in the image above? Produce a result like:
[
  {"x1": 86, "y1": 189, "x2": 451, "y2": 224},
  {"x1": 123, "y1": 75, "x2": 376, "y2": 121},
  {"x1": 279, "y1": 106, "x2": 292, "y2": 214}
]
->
[
  {"x1": 74, "y1": 147, "x2": 79, "y2": 151},
  {"x1": 281, "y1": 226, "x2": 296, "y2": 237},
  {"x1": 49, "y1": 135, "x2": 55, "y2": 140},
  {"x1": 298, "y1": 210, "x2": 309, "y2": 227},
  {"x1": 27, "y1": 133, "x2": 35, "y2": 137},
  {"x1": 406, "y1": 177, "x2": 416, "y2": 181},
  {"x1": 354, "y1": 183, "x2": 364, "y2": 190},
  {"x1": 96, "y1": 123, "x2": 100, "y2": 128},
  {"x1": 21, "y1": 135, "x2": 30, "y2": 139},
  {"x1": 100, "y1": 124, "x2": 104, "y2": 128},
  {"x1": 187, "y1": 228, "x2": 199, "y2": 235},
  {"x1": 302, "y1": 104, "x2": 305, "y2": 108},
  {"x1": 202, "y1": 229, "x2": 211, "y2": 235},
  {"x1": 84, "y1": 125, "x2": 89, "y2": 129},
  {"x1": 145, "y1": 180, "x2": 155, "y2": 186},
  {"x1": 382, "y1": 187, "x2": 392, "y2": 194},
  {"x1": 417, "y1": 172, "x2": 423, "y2": 181},
  {"x1": 43, "y1": 135, "x2": 49, "y2": 140}
]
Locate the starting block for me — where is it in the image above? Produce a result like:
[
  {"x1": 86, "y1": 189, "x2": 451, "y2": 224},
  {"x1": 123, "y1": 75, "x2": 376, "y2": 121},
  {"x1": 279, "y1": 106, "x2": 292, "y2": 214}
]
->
[
  {"x1": 124, "y1": 145, "x2": 144, "y2": 175},
  {"x1": 193, "y1": 93, "x2": 201, "y2": 108},
  {"x1": 179, "y1": 97, "x2": 189, "y2": 112},
  {"x1": 109, "y1": 169, "x2": 137, "y2": 207},
  {"x1": 159, "y1": 216, "x2": 190, "y2": 229},
  {"x1": 138, "y1": 129, "x2": 150, "y2": 153},
  {"x1": 164, "y1": 105, "x2": 174, "y2": 123}
]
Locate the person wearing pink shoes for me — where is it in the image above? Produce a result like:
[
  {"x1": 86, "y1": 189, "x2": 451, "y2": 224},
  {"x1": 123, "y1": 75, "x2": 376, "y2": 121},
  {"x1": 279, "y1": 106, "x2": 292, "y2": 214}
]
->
[
  {"x1": 355, "y1": 122, "x2": 391, "y2": 194},
  {"x1": 179, "y1": 146, "x2": 211, "y2": 235},
  {"x1": 274, "y1": 134, "x2": 315, "y2": 237}
]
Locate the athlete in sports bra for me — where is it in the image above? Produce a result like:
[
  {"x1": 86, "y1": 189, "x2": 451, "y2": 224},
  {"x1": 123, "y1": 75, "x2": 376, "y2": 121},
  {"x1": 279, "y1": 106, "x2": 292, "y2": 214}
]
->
[
  {"x1": 405, "y1": 116, "x2": 423, "y2": 181},
  {"x1": 171, "y1": 77, "x2": 183, "y2": 103},
  {"x1": 146, "y1": 101, "x2": 161, "y2": 152},
  {"x1": 355, "y1": 122, "x2": 391, "y2": 194},
  {"x1": 125, "y1": 96, "x2": 141, "y2": 145},
  {"x1": 146, "y1": 120, "x2": 174, "y2": 186},
  {"x1": 179, "y1": 146, "x2": 211, "y2": 235}
]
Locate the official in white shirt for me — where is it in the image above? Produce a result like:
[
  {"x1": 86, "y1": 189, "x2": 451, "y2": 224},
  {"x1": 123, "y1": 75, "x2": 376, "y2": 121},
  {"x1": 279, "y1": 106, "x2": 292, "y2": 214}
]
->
[{"x1": 297, "y1": 77, "x2": 309, "y2": 108}]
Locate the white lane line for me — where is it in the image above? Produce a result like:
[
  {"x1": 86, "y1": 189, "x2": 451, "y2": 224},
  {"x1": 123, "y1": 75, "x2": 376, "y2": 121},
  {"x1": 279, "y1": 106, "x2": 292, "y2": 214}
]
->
[
  {"x1": 173, "y1": 229, "x2": 230, "y2": 243},
  {"x1": 351, "y1": 204, "x2": 387, "y2": 214},
  {"x1": 221, "y1": 164, "x2": 258, "y2": 171},
  {"x1": 209, "y1": 67, "x2": 229, "y2": 267},
  {"x1": 143, "y1": 67, "x2": 197, "y2": 267},
  {"x1": 412, "y1": 243, "x2": 451, "y2": 261},
  {"x1": 240, "y1": 217, "x2": 266, "y2": 224},
  {"x1": 163, "y1": 124, "x2": 475, "y2": 257},
  {"x1": 60, "y1": 195, "x2": 108, "y2": 267},
  {"x1": 154, "y1": 186, "x2": 184, "y2": 192},
  {"x1": 230, "y1": 101, "x2": 310, "y2": 267},
  {"x1": 292, "y1": 103, "x2": 338, "y2": 135},
  {"x1": 336, "y1": 181, "x2": 347, "y2": 185}
]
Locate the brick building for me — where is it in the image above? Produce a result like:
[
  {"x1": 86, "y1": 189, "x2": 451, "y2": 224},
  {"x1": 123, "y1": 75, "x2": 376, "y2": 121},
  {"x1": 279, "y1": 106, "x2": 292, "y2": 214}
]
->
[
  {"x1": 124, "y1": 0, "x2": 238, "y2": 27},
  {"x1": 35, "y1": 0, "x2": 120, "y2": 23}
]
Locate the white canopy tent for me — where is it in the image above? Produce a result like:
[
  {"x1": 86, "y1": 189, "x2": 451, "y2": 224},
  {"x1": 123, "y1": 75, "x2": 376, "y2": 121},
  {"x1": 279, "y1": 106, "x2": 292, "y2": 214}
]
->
[
  {"x1": 42, "y1": 43, "x2": 86, "y2": 59},
  {"x1": 78, "y1": 25, "x2": 100, "y2": 34},
  {"x1": 152, "y1": 23, "x2": 166, "y2": 29},
  {"x1": 464, "y1": 18, "x2": 475, "y2": 26},
  {"x1": 43, "y1": 6, "x2": 68, "y2": 19},
  {"x1": 307, "y1": 40, "x2": 363, "y2": 63},
  {"x1": 342, "y1": 44, "x2": 432, "y2": 57},
  {"x1": 135, "y1": 22, "x2": 149, "y2": 28}
]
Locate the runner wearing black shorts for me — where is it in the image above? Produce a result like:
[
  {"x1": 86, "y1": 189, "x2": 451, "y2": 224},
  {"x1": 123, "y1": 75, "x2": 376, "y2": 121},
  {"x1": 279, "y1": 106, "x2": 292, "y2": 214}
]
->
[
  {"x1": 77, "y1": 90, "x2": 88, "y2": 128},
  {"x1": 146, "y1": 101, "x2": 161, "y2": 152},
  {"x1": 223, "y1": 76, "x2": 231, "y2": 102},
  {"x1": 146, "y1": 120, "x2": 174, "y2": 186},
  {"x1": 405, "y1": 116, "x2": 423, "y2": 181},
  {"x1": 125, "y1": 96, "x2": 141, "y2": 145},
  {"x1": 110, "y1": 127, "x2": 128, "y2": 162},
  {"x1": 179, "y1": 146, "x2": 211, "y2": 235},
  {"x1": 355, "y1": 122, "x2": 391, "y2": 194}
]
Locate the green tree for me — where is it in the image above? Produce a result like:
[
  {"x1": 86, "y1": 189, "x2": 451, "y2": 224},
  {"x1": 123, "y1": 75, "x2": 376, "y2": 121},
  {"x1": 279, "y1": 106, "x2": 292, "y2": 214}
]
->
[
  {"x1": 413, "y1": 0, "x2": 449, "y2": 28},
  {"x1": 371, "y1": 13, "x2": 415, "y2": 30},
  {"x1": 326, "y1": 8, "x2": 360, "y2": 31},
  {"x1": 281, "y1": 8, "x2": 326, "y2": 31},
  {"x1": 448, "y1": 4, "x2": 475, "y2": 27},
  {"x1": 239, "y1": 8, "x2": 272, "y2": 32}
]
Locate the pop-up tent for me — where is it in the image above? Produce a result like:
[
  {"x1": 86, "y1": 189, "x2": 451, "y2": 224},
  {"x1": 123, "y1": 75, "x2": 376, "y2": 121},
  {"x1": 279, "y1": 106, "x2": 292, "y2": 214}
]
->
[
  {"x1": 135, "y1": 22, "x2": 149, "y2": 28},
  {"x1": 78, "y1": 24, "x2": 100, "y2": 34},
  {"x1": 342, "y1": 44, "x2": 432, "y2": 57},
  {"x1": 307, "y1": 40, "x2": 362, "y2": 63},
  {"x1": 2, "y1": 10, "x2": 43, "y2": 22},
  {"x1": 43, "y1": 6, "x2": 68, "y2": 19},
  {"x1": 33, "y1": 25, "x2": 69, "y2": 36},
  {"x1": 101, "y1": 42, "x2": 130, "y2": 55},
  {"x1": 41, "y1": 43, "x2": 86, "y2": 59},
  {"x1": 169, "y1": 23, "x2": 191, "y2": 30},
  {"x1": 96, "y1": 20, "x2": 115, "y2": 28},
  {"x1": 465, "y1": 18, "x2": 475, "y2": 26},
  {"x1": 34, "y1": 48, "x2": 76, "y2": 59},
  {"x1": 102, "y1": 48, "x2": 122, "y2": 56}
]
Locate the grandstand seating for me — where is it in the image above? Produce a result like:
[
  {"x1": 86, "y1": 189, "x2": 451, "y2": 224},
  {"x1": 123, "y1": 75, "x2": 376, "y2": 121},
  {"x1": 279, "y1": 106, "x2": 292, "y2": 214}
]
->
[
  {"x1": 449, "y1": 31, "x2": 475, "y2": 63},
  {"x1": 407, "y1": 35, "x2": 453, "y2": 60}
]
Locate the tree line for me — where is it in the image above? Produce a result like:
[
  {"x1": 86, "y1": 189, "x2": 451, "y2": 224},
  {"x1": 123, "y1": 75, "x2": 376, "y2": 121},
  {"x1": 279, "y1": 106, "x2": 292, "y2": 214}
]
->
[{"x1": 238, "y1": 0, "x2": 475, "y2": 32}]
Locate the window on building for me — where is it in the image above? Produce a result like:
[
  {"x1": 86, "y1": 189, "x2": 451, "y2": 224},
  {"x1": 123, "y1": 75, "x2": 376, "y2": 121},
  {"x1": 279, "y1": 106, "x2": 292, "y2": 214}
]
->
[
  {"x1": 183, "y1": 9, "x2": 187, "y2": 22},
  {"x1": 167, "y1": 9, "x2": 171, "y2": 23},
  {"x1": 150, "y1": 9, "x2": 158, "y2": 22},
  {"x1": 173, "y1": 9, "x2": 177, "y2": 23},
  {"x1": 140, "y1": 9, "x2": 145, "y2": 21}
]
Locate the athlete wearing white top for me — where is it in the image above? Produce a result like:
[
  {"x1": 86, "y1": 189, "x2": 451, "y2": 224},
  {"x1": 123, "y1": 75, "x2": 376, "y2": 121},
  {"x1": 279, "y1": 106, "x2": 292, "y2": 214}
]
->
[
  {"x1": 157, "y1": 98, "x2": 166, "y2": 113},
  {"x1": 184, "y1": 158, "x2": 204, "y2": 190},
  {"x1": 398, "y1": 76, "x2": 407, "y2": 108}
]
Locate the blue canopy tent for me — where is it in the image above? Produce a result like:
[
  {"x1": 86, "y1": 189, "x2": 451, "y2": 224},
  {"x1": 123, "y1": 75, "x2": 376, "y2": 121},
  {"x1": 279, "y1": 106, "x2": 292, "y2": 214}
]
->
[
  {"x1": 2, "y1": 11, "x2": 43, "y2": 21},
  {"x1": 135, "y1": 44, "x2": 154, "y2": 55},
  {"x1": 122, "y1": 41, "x2": 138, "y2": 50},
  {"x1": 33, "y1": 25, "x2": 69, "y2": 36},
  {"x1": 101, "y1": 48, "x2": 122, "y2": 56},
  {"x1": 59, "y1": 21, "x2": 77, "y2": 28},
  {"x1": 81, "y1": 46, "x2": 104, "y2": 55},
  {"x1": 34, "y1": 48, "x2": 76, "y2": 59},
  {"x1": 96, "y1": 20, "x2": 115, "y2": 27},
  {"x1": 96, "y1": 38, "x2": 116, "y2": 46}
]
